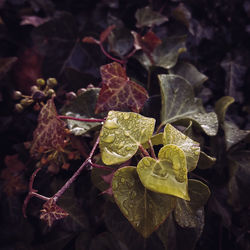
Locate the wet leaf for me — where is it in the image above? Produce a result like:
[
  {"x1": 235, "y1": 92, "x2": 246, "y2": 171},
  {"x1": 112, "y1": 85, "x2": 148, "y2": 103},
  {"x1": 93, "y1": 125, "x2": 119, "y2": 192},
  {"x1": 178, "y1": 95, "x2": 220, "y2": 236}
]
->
[
  {"x1": 174, "y1": 179, "x2": 210, "y2": 228},
  {"x1": 220, "y1": 60, "x2": 247, "y2": 102},
  {"x1": 135, "y1": 36, "x2": 186, "y2": 70},
  {"x1": 163, "y1": 124, "x2": 200, "y2": 172},
  {"x1": 40, "y1": 199, "x2": 69, "y2": 227},
  {"x1": 197, "y1": 151, "x2": 216, "y2": 169},
  {"x1": 61, "y1": 88, "x2": 103, "y2": 136},
  {"x1": 224, "y1": 121, "x2": 250, "y2": 150},
  {"x1": 0, "y1": 57, "x2": 17, "y2": 80},
  {"x1": 30, "y1": 99, "x2": 67, "y2": 158},
  {"x1": 169, "y1": 61, "x2": 208, "y2": 92},
  {"x1": 159, "y1": 74, "x2": 218, "y2": 136},
  {"x1": 112, "y1": 166, "x2": 176, "y2": 238},
  {"x1": 100, "y1": 111, "x2": 155, "y2": 165},
  {"x1": 215, "y1": 96, "x2": 235, "y2": 124},
  {"x1": 95, "y1": 62, "x2": 149, "y2": 113},
  {"x1": 137, "y1": 144, "x2": 189, "y2": 200},
  {"x1": 135, "y1": 6, "x2": 168, "y2": 28}
]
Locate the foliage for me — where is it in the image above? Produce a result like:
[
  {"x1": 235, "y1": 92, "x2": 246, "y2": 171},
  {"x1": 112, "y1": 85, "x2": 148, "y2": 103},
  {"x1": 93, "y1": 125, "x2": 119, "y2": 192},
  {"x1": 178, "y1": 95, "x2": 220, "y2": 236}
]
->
[{"x1": 1, "y1": 1, "x2": 250, "y2": 250}]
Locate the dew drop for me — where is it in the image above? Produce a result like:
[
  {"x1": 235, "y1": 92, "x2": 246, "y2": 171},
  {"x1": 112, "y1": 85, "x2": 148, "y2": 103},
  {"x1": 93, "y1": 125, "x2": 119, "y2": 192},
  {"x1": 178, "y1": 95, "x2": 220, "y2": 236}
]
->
[
  {"x1": 125, "y1": 145, "x2": 132, "y2": 151},
  {"x1": 121, "y1": 177, "x2": 125, "y2": 183},
  {"x1": 118, "y1": 141, "x2": 124, "y2": 149},
  {"x1": 124, "y1": 131, "x2": 130, "y2": 137},
  {"x1": 130, "y1": 190, "x2": 137, "y2": 199},
  {"x1": 112, "y1": 182, "x2": 118, "y2": 190},
  {"x1": 143, "y1": 158, "x2": 151, "y2": 167},
  {"x1": 123, "y1": 113, "x2": 130, "y2": 120},
  {"x1": 102, "y1": 134, "x2": 115, "y2": 143},
  {"x1": 194, "y1": 150, "x2": 200, "y2": 156},
  {"x1": 104, "y1": 118, "x2": 119, "y2": 129},
  {"x1": 100, "y1": 129, "x2": 104, "y2": 137},
  {"x1": 181, "y1": 134, "x2": 187, "y2": 140}
]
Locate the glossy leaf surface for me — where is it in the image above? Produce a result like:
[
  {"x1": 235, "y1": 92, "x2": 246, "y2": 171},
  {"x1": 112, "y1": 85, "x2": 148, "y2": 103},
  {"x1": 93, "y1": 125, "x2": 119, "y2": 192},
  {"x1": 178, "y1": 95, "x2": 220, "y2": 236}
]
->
[
  {"x1": 135, "y1": 6, "x2": 168, "y2": 28},
  {"x1": 174, "y1": 179, "x2": 210, "y2": 228},
  {"x1": 112, "y1": 166, "x2": 176, "y2": 238},
  {"x1": 163, "y1": 124, "x2": 200, "y2": 172},
  {"x1": 197, "y1": 151, "x2": 216, "y2": 169},
  {"x1": 30, "y1": 99, "x2": 66, "y2": 158},
  {"x1": 137, "y1": 145, "x2": 189, "y2": 200},
  {"x1": 95, "y1": 62, "x2": 148, "y2": 113},
  {"x1": 159, "y1": 74, "x2": 218, "y2": 136},
  {"x1": 61, "y1": 88, "x2": 103, "y2": 136},
  {"x1": 100, "y1": 111, "x2": 155, "y2": 165}
]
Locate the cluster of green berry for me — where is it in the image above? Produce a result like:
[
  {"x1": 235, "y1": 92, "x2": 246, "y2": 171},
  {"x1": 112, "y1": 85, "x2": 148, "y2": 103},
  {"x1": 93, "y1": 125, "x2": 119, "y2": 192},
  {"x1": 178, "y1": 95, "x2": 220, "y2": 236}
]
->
[{"x1": 13, "y1": 78, "x2": 58, "y2": 112}]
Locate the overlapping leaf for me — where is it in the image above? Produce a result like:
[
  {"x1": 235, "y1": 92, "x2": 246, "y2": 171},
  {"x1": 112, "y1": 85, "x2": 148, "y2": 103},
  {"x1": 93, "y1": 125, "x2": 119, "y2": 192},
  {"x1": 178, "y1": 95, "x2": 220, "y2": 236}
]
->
[
  {"x1": 135, "y1": 6, "x2": 168, "y2": 28},
  {"x1": 99, "y1": 111, "x2": 155, "y2": 165},
  {"x1": 61, "y1": 88, "x2": 103, "y2": 136},
  {"x1": 163, "y1": 124, "x2": 200, "y2": 172},
  {"x1": 30, "y1": 99, "x2": 66, "y2": 158},
  {"x1": 112, "y1": 166, "x2": 176, "y2": 238},
  {"x1": 95, "y1": 62, "x2": 149, "y2": 113},
  {"x1": 40, "y1": 199, "x2": 69, "y2": 227},
  {"x1": 215, "y1": 96, "x2": 235, "y2": 124},
  {"x1": 174, "y1": 179, "x2": 210, "y2": 228},
  {"x1": 169, "y1": 61, "x2": 208, "y2": 92},
  {"x1": 135, "y1": 36, "x2": 186, "y2": 70},
  {"x1": 197, "y1": 151, "x2": 216, "y2": 169},
  {"x1": 137, "y1": 144, "x2": 190, "y2": 200},
  {"x1": 159, "y1": 74, "x2": 218, "y2": 136}
]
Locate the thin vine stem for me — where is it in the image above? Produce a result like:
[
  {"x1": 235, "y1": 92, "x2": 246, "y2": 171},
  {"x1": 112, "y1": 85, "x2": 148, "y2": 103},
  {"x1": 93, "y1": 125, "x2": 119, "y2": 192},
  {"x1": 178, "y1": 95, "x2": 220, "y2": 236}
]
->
[
  {"x1": 148, "y1": 140, "x2": 157, "y2": 159},
  {"x1": 57, "y1": 115, "x2": 105, "y2": 123},
  {"x1": 139, "y1": 144, "x2": 150, "y2": 157}
]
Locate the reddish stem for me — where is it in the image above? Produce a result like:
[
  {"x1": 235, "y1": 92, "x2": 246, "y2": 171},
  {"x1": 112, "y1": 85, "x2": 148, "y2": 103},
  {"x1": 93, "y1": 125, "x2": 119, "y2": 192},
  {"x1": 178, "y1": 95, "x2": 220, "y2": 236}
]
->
[
  {"x1": 53, "y1": 136, "x2": 100, "y2": 202},
  {"x1": 57, "y1": 115, "x2": 105, "y2": 123},
  {"x1": 139, "y1": 144, "x2": 150, "y2": 157},
  {"x1": 148, "y1": 140, "x2": 157, "y2": 159},
  {"x1": 90, "y1": 162, "x2": 114, "y2": 171}
]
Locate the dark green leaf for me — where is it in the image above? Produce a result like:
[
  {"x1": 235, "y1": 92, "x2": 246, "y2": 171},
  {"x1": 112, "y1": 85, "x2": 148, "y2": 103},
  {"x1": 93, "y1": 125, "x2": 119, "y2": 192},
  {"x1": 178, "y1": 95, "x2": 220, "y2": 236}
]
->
[
  {"x1": 112, "y1": 166, "x2": 176, "y2": 238},
  {"x1": 135, "y1": 6, "x2": 168, "y2": 28},
  {"x1": 100, "y1": 111, "x2": 155, "y2": 165},
  {"x1": 135, "y1": 36, "x2": 186, "y2": 70},
  {"x1": 61, "y1": 88, "x2": 103, "y2": 136},
  {"x1": 159, "y1": 74, "x2": 218, "y2": 136},
  {"x1": 169, "y1": 61, "x2": 208, "y2": 92},
  {"x1": 197, "y1": 151, "x2": 216, "y2": 169}
]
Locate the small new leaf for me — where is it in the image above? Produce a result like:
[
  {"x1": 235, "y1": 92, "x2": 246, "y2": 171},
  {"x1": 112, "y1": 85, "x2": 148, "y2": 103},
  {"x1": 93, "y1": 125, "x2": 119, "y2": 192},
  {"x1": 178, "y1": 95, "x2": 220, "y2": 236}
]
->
[
  {"x1": 137, "y1": 144, "x2": 190, "y2": 200},
  {"x1": 30, "y1": 99, "x2": 66, "y2": 158},
  {"x1": 112, "y1": 166, "x2": 176, "y2": 238},
  {"x1": 40, "y1": 199, "x2": 69, "y2": 227},
  {"x1": 100, "y1": 111, "x2": 155, "y2": 165},
  {"x1": 163, "y1": 124, "x2": 200, "y2": 172},
  {"x1": 95, "y1": 62, "x2": 149, "y2": 113}
]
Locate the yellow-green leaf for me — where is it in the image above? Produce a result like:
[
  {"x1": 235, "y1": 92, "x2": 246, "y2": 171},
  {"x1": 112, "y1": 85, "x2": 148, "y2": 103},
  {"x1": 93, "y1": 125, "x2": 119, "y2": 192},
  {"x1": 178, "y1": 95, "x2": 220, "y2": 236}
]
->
[
  {"x1": 163, "y1": 123, "x2": 200, "y2": 172},
  {"x1": 137, "y1": 144, "x2": 190, "y2": 200},
  {"x1": 112, "y1": 166, "x2": 176, "y2": 238},
  {"x1": 142, "y1": 132, "x2": 163, "y2": 149},
  {"x1": 100, "y1": 111, "x2": 155, "y2": 165}
]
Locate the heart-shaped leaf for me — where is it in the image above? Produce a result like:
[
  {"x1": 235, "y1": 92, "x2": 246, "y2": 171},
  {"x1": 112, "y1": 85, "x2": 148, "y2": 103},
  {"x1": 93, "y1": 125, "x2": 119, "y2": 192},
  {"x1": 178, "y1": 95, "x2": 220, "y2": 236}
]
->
[
  {"x1": 174, "y1": 179, "x2": 210, "y2": 228},
  {"x1": 163, "y1": 124, "x2": 200, "y2": 172},
  {"x1": 135, "y1": 36, "x2": 186, "y2": 70},
  {"x1": 95, "y1": 62, "x2": 149, "y2": 114},
  {"x1": 61, "y1": 88, "x2": 104, "y2": 136},
  {"x1": 135, "y1": 6, "x2": 168, "y2": 28},
  {"x1": 137, "y1": 144, "x2": 190, "y2": 200},
  {"x1": 112, "y1": 166, "x2": 176, "y2": 238},
  {"x1": 100, "y1": 111, "x2": 155, "y2": 165},
  {"x1": 159, "y1": 74, "x2": 218, "y2": 136}
]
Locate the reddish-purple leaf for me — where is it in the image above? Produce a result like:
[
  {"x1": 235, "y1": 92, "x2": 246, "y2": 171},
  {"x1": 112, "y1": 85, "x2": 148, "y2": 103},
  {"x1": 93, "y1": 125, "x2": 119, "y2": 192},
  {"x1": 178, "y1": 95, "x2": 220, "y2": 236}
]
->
[
  {"x1": 95, "y1": 62, "x2": 149, "y2": 113},
  {"x1": 100, "y1": 25, "x2": 116, "y2": 43},
  {"x1": 40, "y1": 199, "x2": 69, "y2": 227},
  {"x1": 82, "y1": 36, "x2": 99, "y2": 44},
  {"x1": 30, "y1": 99, "x2": 67, "y2": 158},
  {"x1": 20, "y1": 16, "x2": 50, "y2": 27}
]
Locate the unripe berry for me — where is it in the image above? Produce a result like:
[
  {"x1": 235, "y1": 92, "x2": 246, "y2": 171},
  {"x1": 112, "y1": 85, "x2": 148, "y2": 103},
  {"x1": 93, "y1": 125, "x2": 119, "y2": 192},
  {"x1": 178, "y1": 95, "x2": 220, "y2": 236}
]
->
[
  {"x1": 12, "y1": 91, "x2": 22, "y2": 100},
  {"x1": 15, "y1": 103, "x2": 24, "y2": 112},
  {"x1": 36, "y1": 78, "x2": 46, "y2": 87},
  {"x1": 20, "y1": 98, "x2": 33, "y2": 107},
  {"x1": 30, "y1": 85, "x2": 39, "y2": 93},
  {"x1": 46, "y1": 89, "x2": 55, "y2": 97},
  {"x1": 47, "y1": 78, "x2": 57, "y2": 88},
  {"x1": 66, "y1": 91, "x2": 77, "y2": 100}
]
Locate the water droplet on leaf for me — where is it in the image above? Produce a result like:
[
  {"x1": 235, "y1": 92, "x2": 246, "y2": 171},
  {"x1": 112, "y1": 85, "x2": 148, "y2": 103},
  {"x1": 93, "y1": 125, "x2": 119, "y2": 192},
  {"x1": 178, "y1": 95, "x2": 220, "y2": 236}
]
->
[
  {"x1": 102, "y1": 134, "x2": 115, "y2": 143},
  {"x1": 123, "y1": 113, "x2": 130, "y2": 120},
  {"x1": 104, "y1": 118, "x2": 119, "y2": 129}
]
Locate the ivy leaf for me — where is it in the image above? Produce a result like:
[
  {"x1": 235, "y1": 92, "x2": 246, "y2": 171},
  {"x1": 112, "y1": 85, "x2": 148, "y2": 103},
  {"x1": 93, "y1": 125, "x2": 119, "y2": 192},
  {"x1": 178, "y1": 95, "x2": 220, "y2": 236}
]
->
[
  {"x1": 169, "y1": 61, "x2": 208, "y2": 93},
  {"x1": 95, "y1": 62, "x2": 149, "y2": 114},
  {"x1": 215, "y1": 96, "x2": 235, "y2": 124},
  {"x1": 135, "y1": 36, "x2": 186, "y2": 70},
  {"x1": 135, "y1": 6, "x2": 168, "y2": 28},
  {"x1": 223, "y1": 121, "x2": 250, "y2": 150},
  {"x1": 163, "y1": 123, "x2": 200, "y2": 172},
  {"x1": 112, "y1": 166, "x2": 176, "y2": 238},
  {"x1": 197, "y1": 151, "x2": 216, "y2": 169},
  {"x1": 61, "y1": 88, "x2": 104, "y2": 136},
  {"x1": 174, "y1": 179, "x2": 210, "y2": 228},
  {"x1": 40, "y1": 199, "x2": 69, "y2": 227},
  {"x1": 100, "y1": 111, "x2": 155, "y2": 165},
  {"x1": 30, "y1": 99, "x2": 66, "y2": 158},
  {"x1": 159, "y1": 74, "x2": 218, "y2": 136},
  {"x1": 137, "y1": 144, "x2": 189, "y2": 200}
]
